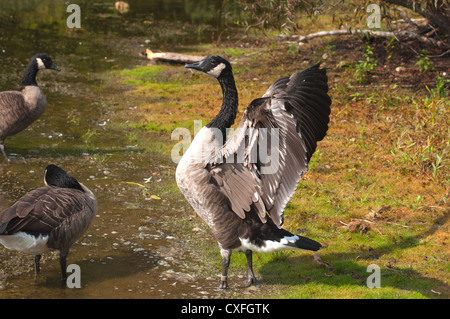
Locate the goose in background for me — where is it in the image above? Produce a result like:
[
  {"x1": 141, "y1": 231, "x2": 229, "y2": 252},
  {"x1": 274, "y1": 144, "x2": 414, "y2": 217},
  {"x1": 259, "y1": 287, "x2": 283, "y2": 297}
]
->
[
  {"x1": 0, "y1": 165, "x2": 97, "y2": 283},
  {"x1": 0, "y1": 54, "x2": 60, "y2": 161},
  {"x1": 176, "y1": 55, "x2": 331, "y2": 288}
]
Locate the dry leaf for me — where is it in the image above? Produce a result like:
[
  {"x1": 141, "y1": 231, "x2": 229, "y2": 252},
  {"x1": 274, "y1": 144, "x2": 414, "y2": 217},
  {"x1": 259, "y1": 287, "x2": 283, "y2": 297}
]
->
[
  {"x1": 365, "y1": 205, "x2": 391, "y2": 221},
  {"x1": 312, "y1": 253, "x2": 333, "y2": 270},
  {"x1": 348, "y1": 221, "x2": 361, "y2": 232},
  {"x1": 347, "y1": 220, "x2": 371, "y2": 233}
]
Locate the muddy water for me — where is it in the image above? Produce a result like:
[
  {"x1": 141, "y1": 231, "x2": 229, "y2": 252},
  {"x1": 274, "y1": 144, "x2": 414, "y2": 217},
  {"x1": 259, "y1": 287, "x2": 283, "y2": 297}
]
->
[{"x1": 0, "y1": 0, "x2": 235, "y2": 299}]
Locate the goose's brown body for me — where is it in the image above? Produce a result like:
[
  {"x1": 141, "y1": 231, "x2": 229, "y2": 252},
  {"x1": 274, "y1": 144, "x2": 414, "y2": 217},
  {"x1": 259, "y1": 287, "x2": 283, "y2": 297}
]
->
[
  {"x1": 0, "y1": 165, "x2": 96, "y2": 281},
  {"x1": 0, "y1": 184, "x2": 97, "y2": 253},
  {"x1": 0, "y1": 86, "x2": 47, "y2": 139}
]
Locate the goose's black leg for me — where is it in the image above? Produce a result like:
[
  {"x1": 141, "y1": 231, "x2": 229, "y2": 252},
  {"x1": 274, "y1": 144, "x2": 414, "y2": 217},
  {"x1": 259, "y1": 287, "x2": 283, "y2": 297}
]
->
[
  {"x1": 0, "y1": 141, "x2": 10, "y2": 162},
  {"x1": 219, "y1": 248, "x2": 231, "y2": 289},
  {"x1": 244, "y1": 249, "x2": 258, "y2": 287},
  {"x1": 34, "y1": 255, "x2": 41, "y2": 274},
  {"x1": 59, "y1": 250, "x2": 68, "y2": 283}
]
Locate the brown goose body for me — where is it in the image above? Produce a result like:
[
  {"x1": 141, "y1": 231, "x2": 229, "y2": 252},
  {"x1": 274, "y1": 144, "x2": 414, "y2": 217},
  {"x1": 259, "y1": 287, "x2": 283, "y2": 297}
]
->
[
  {"x1": 0, "y1": 54, "x2": 60, "y2": 161},
  {"x1": 0, "y1": 87, "x2": 47, "y2": 138},
  {"x1": 177, "y1": 56, "x2": 331, "y2": 288},
  {"x1": 0, "y1": 165, "x2": 97, "y2": 281}
]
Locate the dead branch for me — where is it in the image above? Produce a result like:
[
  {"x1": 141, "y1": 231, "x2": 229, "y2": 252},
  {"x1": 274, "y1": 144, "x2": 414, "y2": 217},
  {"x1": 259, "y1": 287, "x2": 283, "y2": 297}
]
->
[
  {"x1": 396, "y1": 7, "x2": 420, "y2": 29},
  {"x1": 391, "y1": 18, "x2": 426, "y2": 25},
  {"x1": 285, "y1": 28, "x2": 448, "y2": 48},
  {"x1": 140, "y1": 49, "x2": 205, "y2": 64}
]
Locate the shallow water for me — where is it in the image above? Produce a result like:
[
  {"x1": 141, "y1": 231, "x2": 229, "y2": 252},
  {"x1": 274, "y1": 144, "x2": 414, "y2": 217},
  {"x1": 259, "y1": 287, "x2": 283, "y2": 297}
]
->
[{"x1": 0, "y1": 0, "x2": 234, "y2": 299}]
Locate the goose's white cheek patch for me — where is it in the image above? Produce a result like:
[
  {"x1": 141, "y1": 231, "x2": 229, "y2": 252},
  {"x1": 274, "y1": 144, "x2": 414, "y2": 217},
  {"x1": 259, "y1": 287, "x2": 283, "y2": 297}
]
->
[
  {"x1": 36, "y1": 58, "x2": 45, "y2": 70},
  {"x1": 207, "y1": 63, "x2": 226, "y2": 78}
]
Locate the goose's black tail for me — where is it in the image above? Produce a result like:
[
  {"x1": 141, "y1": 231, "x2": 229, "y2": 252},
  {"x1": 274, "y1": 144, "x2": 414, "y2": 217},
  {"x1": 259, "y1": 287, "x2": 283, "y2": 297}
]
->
[
  {"x1": 290, "y1": 235, "x2": 322, "y2": 251},
  {"x1": 241, "y1": 213, "x2": 322, "y2": 253}
]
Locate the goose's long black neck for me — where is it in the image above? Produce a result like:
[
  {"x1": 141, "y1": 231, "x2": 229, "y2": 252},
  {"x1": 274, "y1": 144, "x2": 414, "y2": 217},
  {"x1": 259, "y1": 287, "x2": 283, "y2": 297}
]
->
[
  {"x1": 20, "y1": 59, "x2": 39, "y2": 88},
  {"x1": 206, "y1": 72, "x2": 238, "y2": 141}
]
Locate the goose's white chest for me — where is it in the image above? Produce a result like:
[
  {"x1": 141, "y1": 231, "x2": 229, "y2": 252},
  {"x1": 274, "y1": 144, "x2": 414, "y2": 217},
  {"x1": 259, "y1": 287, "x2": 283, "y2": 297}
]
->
[
  {"x1": 22, "y1": 86, "x2": 47, "y2": 119},
  {"x1": 176, "y1": 127, "x2": 222, "y2": 227}
]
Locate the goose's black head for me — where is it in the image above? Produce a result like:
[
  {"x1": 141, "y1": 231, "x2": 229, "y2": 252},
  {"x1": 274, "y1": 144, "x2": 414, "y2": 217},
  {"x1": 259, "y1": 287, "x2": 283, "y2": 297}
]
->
[
  {"x1": 32, "y1": 53, "x2": 61, "y2": 72},
  {"x1": 185, "y1": 55, "x2": 232, "y2": 79},
  {"x1": 44, "y1": 164, "x2": 84, "y2": 192},
  {"x1": 21, "y1": 54, "x2": 60, "y2": 88}
]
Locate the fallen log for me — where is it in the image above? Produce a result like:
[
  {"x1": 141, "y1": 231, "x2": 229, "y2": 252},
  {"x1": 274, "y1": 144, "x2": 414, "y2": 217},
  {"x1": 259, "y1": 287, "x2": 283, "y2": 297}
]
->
[
  {"x1": 283, "y1": 29, "x2": 448, "y2": 48},
  {"x1": 140, "y1": 49, "x2": 205, "y2": 64}
]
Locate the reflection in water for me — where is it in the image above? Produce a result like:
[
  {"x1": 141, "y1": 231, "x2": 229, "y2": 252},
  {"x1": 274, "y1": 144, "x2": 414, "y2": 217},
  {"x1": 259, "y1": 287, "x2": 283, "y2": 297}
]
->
[{"x1": 0, "y1": 0, "x2": 237, "y2": 299}]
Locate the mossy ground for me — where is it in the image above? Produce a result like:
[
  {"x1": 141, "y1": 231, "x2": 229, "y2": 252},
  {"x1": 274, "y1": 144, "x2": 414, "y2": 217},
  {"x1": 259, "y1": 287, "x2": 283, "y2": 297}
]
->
[{"x1": 99, "y1": 31, "x2": 448, "y2": 299}]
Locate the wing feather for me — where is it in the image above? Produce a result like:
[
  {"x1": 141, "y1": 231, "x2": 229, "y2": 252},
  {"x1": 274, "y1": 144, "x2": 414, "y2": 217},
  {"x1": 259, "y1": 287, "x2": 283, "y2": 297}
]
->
[
  {"x1": 209, "y1": 64, "x2": 331, "y2": 228},
  {"x1": 0, "y1": 187, "x2": 85, "y2": 235}
]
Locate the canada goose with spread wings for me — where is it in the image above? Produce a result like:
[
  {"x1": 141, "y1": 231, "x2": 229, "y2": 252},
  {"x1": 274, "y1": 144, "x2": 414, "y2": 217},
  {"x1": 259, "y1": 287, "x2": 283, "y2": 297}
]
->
[
  {"x1": 0, "y1": 53, "x2": 60, "y2": 161},
  {"x1": 0, "y1": 165, "x2": 97, "y2": 282},
  {"x1": 176, "y1": 55, "x2": 331, "y2": 288}
]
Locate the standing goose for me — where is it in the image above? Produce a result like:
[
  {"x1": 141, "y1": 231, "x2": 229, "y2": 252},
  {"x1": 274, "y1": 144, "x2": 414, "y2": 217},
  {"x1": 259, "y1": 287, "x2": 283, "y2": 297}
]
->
[
  {"x1": 0, "y1": 165, "x2": 97, "y2": 282},
  {"x1": 176, "y1": 55, "x2": 331, "y2": 288},
  {"x1": 0, "y1": 53, "x2": 60, "y2": 161}
]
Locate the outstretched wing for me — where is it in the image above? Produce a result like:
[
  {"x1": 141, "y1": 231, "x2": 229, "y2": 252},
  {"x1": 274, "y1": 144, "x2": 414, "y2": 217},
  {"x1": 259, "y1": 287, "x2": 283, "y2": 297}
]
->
[
  {"x1": 0, "y1": 186, "x2": 85, "y2": 235},
  {"x1": 210, "y1": 64, "x2": 331, "y2": 228}
]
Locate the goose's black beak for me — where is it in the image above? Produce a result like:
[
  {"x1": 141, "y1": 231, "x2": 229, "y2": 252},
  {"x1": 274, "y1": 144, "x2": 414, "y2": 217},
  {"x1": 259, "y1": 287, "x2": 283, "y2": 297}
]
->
[
  {"x1": 185, "y1": 61, "x2": 202, "y2": 71},
  {"x1": 50, "y1": 64, "x2": 61, "y2": 72}
]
